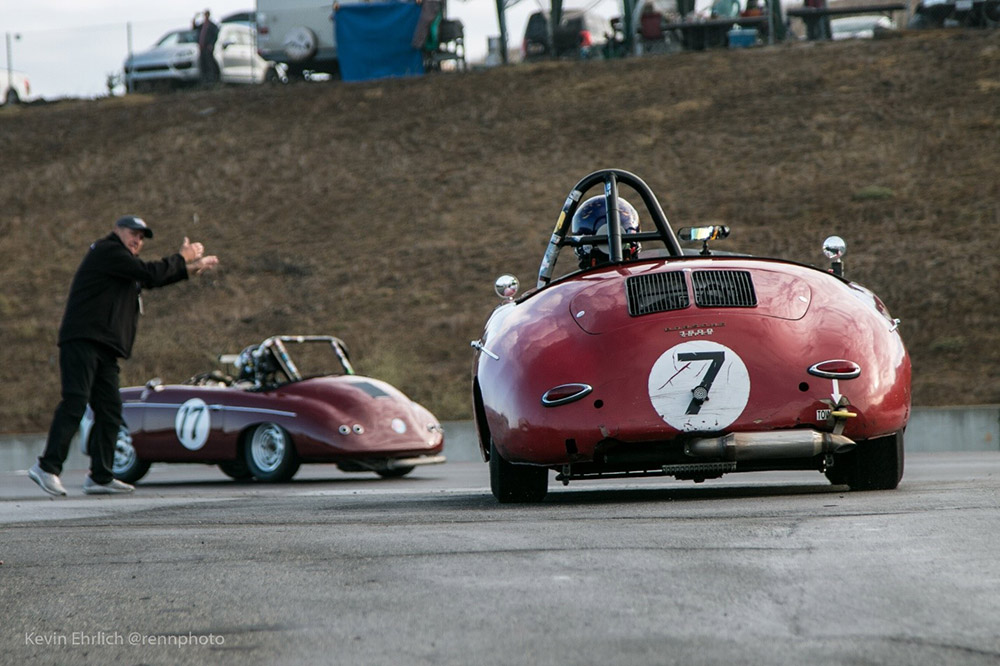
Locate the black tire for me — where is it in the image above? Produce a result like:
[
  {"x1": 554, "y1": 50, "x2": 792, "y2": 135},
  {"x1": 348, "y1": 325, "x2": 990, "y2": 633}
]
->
[
  {"x1": 489, "y1": 439, "x2": 548, "y2": 503},
  {"x1": 376, "y1": 466, "x2": 415, "y2": 479},
  {"x1": 111, "y1": 428, "x2": 151, "y2": 484},
  {"x1": 218, "y1": 459, "x2": 253, "y2": 480},
  {"x1": 5, "y1": 89, "x2": 20, "y2": 105},
  {"x1": 244, "y1": 423, "x2": 300, "y2": 482},
  {"x1": 828, "y1": 431, "x2": 904, "y2": 491}
]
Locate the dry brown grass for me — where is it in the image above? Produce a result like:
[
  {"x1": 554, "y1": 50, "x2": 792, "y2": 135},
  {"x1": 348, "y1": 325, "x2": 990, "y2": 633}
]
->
[{"x1": 1, "y1": 29, "x2": 998, "y2": 432}]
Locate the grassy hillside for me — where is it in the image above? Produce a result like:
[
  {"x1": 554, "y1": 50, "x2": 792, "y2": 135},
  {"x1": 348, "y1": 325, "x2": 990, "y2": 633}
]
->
[{"x1": 1, "y1": 29, "x2": 998, "y2": 432}]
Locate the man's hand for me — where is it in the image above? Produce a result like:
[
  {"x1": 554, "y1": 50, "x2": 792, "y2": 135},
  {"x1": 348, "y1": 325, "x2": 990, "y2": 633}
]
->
[
  {"x1": 187, "y1": 255, "x2": 219, "y2": 276},
  {"x1": 180, "y1": 237, "x2": 205, "y2": 263}
]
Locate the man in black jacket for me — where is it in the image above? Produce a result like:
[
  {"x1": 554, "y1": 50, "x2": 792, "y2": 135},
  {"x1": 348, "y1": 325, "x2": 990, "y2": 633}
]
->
[{"x1": 29, "y1": 215, "x2": 219, "y2": 496}]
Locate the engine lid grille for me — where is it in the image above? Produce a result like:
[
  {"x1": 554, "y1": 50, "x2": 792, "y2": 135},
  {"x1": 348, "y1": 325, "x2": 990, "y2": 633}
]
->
[
  {"x1": 692, "y1": 270, "x2": 757, "y2": 308},
  {"x1": 626, "y1": 271, "x2": 689, "y2": 316}
]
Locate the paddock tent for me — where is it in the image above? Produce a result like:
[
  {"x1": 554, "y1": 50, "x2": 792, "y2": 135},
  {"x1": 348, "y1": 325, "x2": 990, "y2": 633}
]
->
[{"x1": 335, "y1": 2, "x2": 425, "y2": 82}]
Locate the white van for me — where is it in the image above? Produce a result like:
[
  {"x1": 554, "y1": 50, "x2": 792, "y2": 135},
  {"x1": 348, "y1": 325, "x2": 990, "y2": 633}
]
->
[{"x1": 255, "y1": 0, "x2": 342, "y2": 76}]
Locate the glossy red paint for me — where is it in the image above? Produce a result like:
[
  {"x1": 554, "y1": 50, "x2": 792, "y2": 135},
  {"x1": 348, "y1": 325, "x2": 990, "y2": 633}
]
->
[
  {"x1": 93, "y1": 335, "x2": 445, "y2": 483},
  {"x1": 122, "y1": 375, "x2": 444, "y2": 463},
  {"x1": 476, "y1": 256, "x2": 910, "y2": 465},
  {"x1": 472, "y1": 170, "x2": 911, "y2": 500}
]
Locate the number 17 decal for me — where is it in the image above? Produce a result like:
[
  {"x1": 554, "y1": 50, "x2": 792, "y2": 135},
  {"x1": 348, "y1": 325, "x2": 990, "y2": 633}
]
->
[
  {"x1": 176, "y1": 398, "x2": 211, "y2": 450},
  {"x1": 648, "y1": 341, "x2": 750, "y2": 431}
]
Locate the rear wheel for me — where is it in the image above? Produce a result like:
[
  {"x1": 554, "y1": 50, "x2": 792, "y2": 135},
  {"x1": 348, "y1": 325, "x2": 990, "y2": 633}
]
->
[
  {"x1": 827, "y1": 431, "x2": 904, "y2": 490},
  {"x1": 489, "y1": 439, "x2": 548, "y2": 503},
  {"x1": 245, "y1": 423, "x2": 300, "y2": 482}
]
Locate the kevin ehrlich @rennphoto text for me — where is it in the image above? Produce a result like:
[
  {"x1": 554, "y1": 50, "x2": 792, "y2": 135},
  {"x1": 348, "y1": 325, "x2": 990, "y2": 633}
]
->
[{"x1": 24, "y1": 630, "x2": 225, "y2": 647}]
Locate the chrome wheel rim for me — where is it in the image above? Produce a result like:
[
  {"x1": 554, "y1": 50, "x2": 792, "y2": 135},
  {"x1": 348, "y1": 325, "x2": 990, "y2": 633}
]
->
[
  {"x1": 112, "y1": 428, "x2": 137, "y2": 475},
  {"x1": 250, "y1": 424, "x2": 287, "y2": 473}
]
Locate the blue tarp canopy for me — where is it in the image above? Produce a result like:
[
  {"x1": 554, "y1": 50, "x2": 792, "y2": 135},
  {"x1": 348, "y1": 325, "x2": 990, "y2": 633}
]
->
[{"x1": 335, "y1": 2, "x2": 424, "y2": 82}]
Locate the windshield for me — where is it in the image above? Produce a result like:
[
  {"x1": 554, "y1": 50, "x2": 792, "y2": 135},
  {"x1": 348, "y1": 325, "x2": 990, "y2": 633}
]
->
[{"x1": 156, "y1": 29, "x2": 199, "y2": 47}]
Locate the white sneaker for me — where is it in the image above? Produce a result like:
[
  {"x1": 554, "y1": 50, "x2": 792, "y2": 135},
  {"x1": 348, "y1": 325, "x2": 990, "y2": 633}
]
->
[
  {"x1": 28, "y1": 463, "x2": 67, "y2": 496},
  {"x1": 83, "y1": 476, "x2": 134, "y2": 495}
]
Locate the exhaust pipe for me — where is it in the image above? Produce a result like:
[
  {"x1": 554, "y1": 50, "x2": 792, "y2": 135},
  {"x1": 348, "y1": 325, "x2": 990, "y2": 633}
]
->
[{"x1": 685, "y1": 430, "x2": 855, "y2": 461}]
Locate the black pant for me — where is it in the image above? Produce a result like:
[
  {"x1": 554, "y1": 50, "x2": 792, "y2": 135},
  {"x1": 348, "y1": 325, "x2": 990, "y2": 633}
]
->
[{"x1": 39, "y1": 340, "x2": 123, "y2": 483}]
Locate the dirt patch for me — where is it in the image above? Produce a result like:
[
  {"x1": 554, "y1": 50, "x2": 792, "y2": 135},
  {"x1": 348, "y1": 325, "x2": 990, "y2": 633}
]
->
[{"x1": 1, "y1": 29, "x2": 998, "y2": 431}]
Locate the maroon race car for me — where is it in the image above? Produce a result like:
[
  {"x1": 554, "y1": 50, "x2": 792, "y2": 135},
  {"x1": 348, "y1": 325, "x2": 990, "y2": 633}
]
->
[
  {"x1": 471, "y1": 169, "x2": 911, "y2": 502},
  {"x1": 81, "y1": 335, "x2": 445, "y2": 483}
]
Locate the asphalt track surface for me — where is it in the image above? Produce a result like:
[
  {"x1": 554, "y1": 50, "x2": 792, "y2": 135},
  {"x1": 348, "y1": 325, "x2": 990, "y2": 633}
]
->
[{"x1": 2, "y1": 453, "x2": 999, "y2": 666}]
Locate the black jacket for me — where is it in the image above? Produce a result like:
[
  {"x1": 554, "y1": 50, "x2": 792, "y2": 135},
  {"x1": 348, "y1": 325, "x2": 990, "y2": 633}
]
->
[{"x1": 58, "y1": 233, "x2": 189, "y2": 359}]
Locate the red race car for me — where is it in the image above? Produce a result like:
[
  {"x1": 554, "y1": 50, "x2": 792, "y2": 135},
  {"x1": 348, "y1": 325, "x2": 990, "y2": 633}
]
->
[
  {"x1": 81, "y1": 335, "x2": 445, "y2": 483},
  {"x1": 471, "y1": 169, "x2": 910, "y2": 502}
]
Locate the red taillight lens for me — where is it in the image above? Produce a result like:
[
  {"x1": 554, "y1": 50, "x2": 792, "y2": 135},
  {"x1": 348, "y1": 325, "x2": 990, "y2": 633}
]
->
[
  {"x1": 541, "y1": 383, "x2": 593, "y2": 407},
  {"x1": 580, "y1": 30, "x2": 593, "y2": 47},
  {"x1": 808, "y1": 360, "x2": 861, "y2": 379}
]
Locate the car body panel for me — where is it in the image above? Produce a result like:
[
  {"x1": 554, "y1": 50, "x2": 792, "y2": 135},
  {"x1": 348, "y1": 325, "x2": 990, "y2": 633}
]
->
[
  {"x1": 121, "y1": 374, "x2": 444, "y2": 464},
  {"x1": 477, "y1": 257, "x2": 909, "y2": 465}
]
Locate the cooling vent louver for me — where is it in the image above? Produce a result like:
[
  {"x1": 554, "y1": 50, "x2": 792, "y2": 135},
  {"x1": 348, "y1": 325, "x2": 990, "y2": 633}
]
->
[
  {"x1": 626, "y1": 272, "x2": 689, "y2": 316},
  {"x1": 692, "y1": 270, "x2": 757, "y2": 307}
]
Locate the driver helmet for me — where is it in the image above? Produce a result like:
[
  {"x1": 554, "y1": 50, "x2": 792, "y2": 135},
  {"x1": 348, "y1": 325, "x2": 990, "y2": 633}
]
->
[
  {"x1": 235, "y1": 345, "x2": 259, "y2": 382},
  {"x1": 571, "y1": 195, "x2": 641, "y2": 269}
]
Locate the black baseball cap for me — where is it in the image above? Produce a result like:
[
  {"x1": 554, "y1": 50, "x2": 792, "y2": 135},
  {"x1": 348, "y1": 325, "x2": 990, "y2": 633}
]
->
[{"x1": 115, "y1": 215, "x2": 153, "y2": 239}]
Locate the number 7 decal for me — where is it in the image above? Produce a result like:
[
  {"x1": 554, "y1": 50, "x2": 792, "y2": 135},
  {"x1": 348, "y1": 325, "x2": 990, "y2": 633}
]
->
[{"x1": 648, "y1": 341, "x2": 751, "y2": 432}]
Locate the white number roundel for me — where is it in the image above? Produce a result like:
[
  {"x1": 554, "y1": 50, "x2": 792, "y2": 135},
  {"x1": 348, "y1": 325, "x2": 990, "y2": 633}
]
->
[
  {"x1": 175, "y1": 398, "x2": 211, "y2": 451},
  {"x1": 647, "y1": 340, "x2": 750, "y2": 432}
]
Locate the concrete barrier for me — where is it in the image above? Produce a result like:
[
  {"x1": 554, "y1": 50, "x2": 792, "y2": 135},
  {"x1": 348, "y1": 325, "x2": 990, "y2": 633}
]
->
[{"x1": 2, "y1": 406, "x2": 996, "y2": 473}]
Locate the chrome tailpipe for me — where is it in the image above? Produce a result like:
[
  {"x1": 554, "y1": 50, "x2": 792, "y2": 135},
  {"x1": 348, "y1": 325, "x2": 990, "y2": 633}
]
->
[{"x1": 685, "y1": 430, "x2": 855, "y2": 461}]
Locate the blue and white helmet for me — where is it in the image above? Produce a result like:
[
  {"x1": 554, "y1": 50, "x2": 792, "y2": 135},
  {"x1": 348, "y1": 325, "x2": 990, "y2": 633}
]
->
[{"x1": 570, "y1": 195, "x2": 641, "y2": 268}]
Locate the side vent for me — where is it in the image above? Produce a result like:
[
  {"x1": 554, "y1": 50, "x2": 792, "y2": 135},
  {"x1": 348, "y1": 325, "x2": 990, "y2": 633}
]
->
[
  {"x1": 692, "y1": 270, "x2": 757, "y2": 308},
  {"x1": 626, "y1": 272, "x2": 689, "y2": 316}
]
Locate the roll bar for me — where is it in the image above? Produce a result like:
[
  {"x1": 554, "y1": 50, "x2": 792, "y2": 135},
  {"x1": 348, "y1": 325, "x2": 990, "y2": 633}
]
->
[{"x1": 537, "y1": 169, "x2": 684, "y2": 289}]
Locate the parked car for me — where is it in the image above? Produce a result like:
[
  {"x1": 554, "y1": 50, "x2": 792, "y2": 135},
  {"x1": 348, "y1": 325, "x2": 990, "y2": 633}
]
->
[
  {"x1": 124, "y1": 20, "x2": 282, "y2": 92},
  {"x1": 80, "y1": 335, "x2": 445, "y2": 483},
  {"x1": 0, "y1": 69, "x2": 30, "y2": 105},
  {"x1": 471, "y1": 169, "x2": 910, "y2": 502},
  {"x1": 522, "y1": 9, "x2": 610, "y2": 61}
]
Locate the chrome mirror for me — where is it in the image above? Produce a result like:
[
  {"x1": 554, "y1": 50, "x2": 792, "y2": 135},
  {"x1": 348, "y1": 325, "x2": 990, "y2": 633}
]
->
[
  {"x1": 823, "y1": 236, "x2": 846, "y2": 260},
  {"x1": 823, "y1": 236, "x2": 846, "y2": 277},
  {"x1": 494, "y1": 274, "x2": 519, "y2": 301},
  {"x1": 679, "y1": 225, "x2": 730, "y2": 255}
]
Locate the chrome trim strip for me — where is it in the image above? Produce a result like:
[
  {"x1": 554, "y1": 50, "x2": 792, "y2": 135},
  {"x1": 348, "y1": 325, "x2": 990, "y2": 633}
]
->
[
  {"x1": 541, "y1": 383, "x2": 594, "y2": 407},
  {"x1": 124, "y1": 402, "x2": 297, "y2": 418}
]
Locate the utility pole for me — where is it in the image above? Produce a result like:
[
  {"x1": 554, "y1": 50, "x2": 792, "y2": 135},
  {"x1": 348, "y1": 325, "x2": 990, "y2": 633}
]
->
[{"x1": 495, "y1": 0, "x2": 509, "y2": 64}]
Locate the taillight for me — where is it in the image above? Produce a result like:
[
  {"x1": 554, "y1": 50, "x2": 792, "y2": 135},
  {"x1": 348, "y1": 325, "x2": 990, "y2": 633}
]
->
[
  {"x1": 541, "y1": 383, "x2": 593, "y2": 407},
  {"x1": 807, "y1": 360, "x2": 861, "y2": 379},
  {"x1": 579, "y1": 30, "x2": 593, "y2": 47}
]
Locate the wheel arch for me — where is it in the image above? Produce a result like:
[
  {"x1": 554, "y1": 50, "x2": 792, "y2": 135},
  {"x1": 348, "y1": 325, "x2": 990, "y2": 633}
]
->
[{"x1": 472, "y1": 378, "x2": 492, "y2": 462}]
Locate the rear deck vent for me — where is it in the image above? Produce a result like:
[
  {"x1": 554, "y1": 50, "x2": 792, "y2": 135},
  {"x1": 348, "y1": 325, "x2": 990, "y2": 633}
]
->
[
  {"x1": 626, "y1": 272, "x2": 689, "y2": 316},
  {"x1": 692, "y1": 270, "x2": 757, "y2": 308}
]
